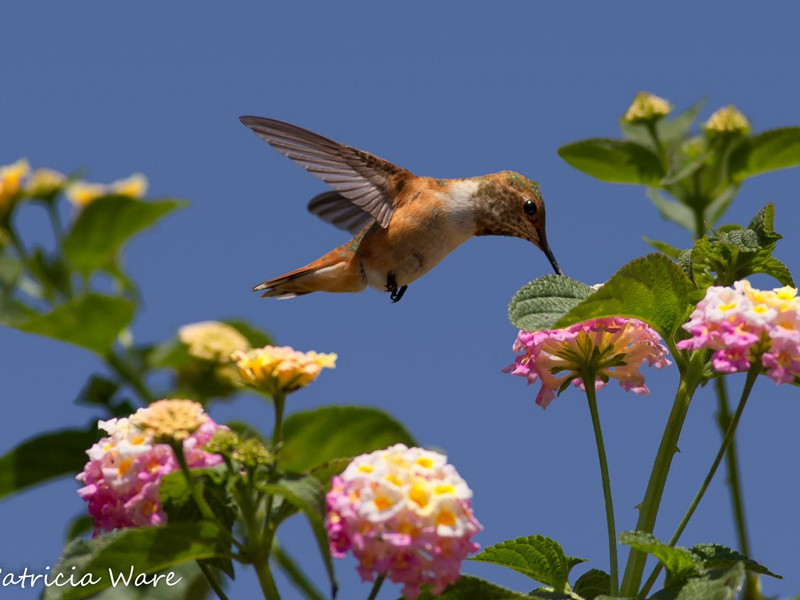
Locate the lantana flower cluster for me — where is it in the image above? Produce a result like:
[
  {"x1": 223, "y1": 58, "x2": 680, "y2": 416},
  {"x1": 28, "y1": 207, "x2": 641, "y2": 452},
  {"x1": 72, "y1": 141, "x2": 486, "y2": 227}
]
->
[
  {"x1": 76, "y1": 400, "x2": 222, "y2": 535},
  {"x1": 506, "y1": 318, "x2": 671, "y2": 408},
  {"x1": 0, "y1": 157, "x2": 147, "y2": 215},
  {"x1": 677, "y1": 280, "x2": 800, "y2": 383},
  {"x1": 326, "y1": 444, "x2": 482, "y2": 599},
  {"x1": 232, "y1": 345, "x2": 336, "y2": 395}
]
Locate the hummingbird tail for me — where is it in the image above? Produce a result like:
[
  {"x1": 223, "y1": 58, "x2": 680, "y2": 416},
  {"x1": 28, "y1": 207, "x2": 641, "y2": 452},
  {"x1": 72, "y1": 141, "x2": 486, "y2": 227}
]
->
[{"x1": 253, "y1": 250, "x2": 366, "y2": 299}]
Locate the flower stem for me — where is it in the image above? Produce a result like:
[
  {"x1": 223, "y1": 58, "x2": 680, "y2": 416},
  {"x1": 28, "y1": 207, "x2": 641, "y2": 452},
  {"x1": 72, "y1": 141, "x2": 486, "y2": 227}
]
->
[
  {"x1": 582, "y1": 371, "x2": 619, "y2": 596},
  {"x1": 639, "y1": 368, "x2": 759, "y2": 597},
  {"x1": 620, "y1": 375, "x2": 700, "y2": 597},
  {"x1": 263, "y1": 391, "x2": 287, "y2": 539},
  {"x1": 171, "y1": 441, "x2": 218, "y2": 523},
  {"x1": 197, "y1": 560, "x2": 230, "y2": 600},
  {"x1": 714, "y1": 376, "x2": 762, "y2": 600},
  {"x1": 366, "y1": 574, "x2": 386, "y2": 600}
]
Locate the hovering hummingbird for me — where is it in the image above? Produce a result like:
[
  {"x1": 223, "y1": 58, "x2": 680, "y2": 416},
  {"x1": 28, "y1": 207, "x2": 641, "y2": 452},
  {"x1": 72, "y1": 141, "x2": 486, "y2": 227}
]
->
[{"x1": 240, "y1": 116, "x2": 562, "y2": 302}]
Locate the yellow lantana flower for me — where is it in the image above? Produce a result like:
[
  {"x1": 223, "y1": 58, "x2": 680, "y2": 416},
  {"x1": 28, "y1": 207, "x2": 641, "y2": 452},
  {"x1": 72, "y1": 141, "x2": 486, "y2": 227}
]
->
[{"x1": 232, "y1": 345, "x2": 337, "y2": 395}]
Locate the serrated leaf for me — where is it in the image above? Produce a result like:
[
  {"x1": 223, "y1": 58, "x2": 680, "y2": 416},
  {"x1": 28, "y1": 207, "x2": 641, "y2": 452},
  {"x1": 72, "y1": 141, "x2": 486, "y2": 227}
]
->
[
  {"x1": 43, "y1": 522, "x2": 231, "y2": 600},
  {"x1": 731, "y1": 127, "x2": 800, "y2": 179},
  {"x1": 261, "y1": 474, "x2": 336, "y2": 599},
  {"x1": 508, "y1": 275, "x2": 595, "y2": 331},
  {"x1": 0, "y1": 427, "x2": 99, "y2": 501},
  {"x1": 746, "y1": 203, "x2": 782, "y2": 245},
  {"x1": 689, "y1": 544, "x2": 780, "y2": 579},
  {"x1": 555, "y1": 254, "x2": 690, "y2": 339},
  {"x1": 63, "y1": 196, "x2": 186, "y2": 275},
  {"x1": 280, "y1": 406, "x2": 416, "y2": 474},
  {"x1": 752, "y1": 256, "x2": 795, "y2": 286},
  {"x1": 646, "y1": 188, "x2": 695, "y2": 232},
  {"x1": 413, "y1": 575, "x2": 535, "y2": 599},
  {"x1": 558, "y1": 139, "x2": 665, "y2": 185},
  {"x1": 619, "y1": 531, "x2": 699, "y2": 585},
  {"x1": 650, "y1": 563, "x2": 745, "y2": 600},
  {"x1": 16, "y1": 293, "x2": 134, "y2": 355},
  {"x1": 643, "y1": 237, "x2": 683, "y2": 259},
  {"x1": 471, "y1": 535, "x2": 585, "y2": 592},
  {"x1": 573, "y1": 569, "x2": 611, "y2": 600}
]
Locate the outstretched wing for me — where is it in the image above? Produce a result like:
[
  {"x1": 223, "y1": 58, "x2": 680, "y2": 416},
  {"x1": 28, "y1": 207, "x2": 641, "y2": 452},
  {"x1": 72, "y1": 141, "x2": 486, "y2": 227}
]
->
[
  {"x1": 240, "y1": 116, "x2": 411, "y2": 228},
  {"x1": 307, "y1": 191, "x2": 375, "y2": 235}
]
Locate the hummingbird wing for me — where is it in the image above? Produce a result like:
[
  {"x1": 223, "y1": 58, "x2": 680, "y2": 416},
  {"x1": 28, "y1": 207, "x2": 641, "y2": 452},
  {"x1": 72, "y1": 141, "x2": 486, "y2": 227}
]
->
[
  {"x1": 307, "y1": 191, "x2": 374, "y2": 235},
  {"x1": 240, "y1": 116, "x2": 409, "y2": 228}
]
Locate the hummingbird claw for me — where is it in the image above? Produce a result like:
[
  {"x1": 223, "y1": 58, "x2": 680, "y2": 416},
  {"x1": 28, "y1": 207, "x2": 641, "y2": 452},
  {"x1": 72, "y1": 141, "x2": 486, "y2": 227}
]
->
[
  {"x1": 386, "y1": 273, "x2": 408, "y2": 302},
  {"x1": 390, "y1": 285, "x2": 408, "y2": 303}
]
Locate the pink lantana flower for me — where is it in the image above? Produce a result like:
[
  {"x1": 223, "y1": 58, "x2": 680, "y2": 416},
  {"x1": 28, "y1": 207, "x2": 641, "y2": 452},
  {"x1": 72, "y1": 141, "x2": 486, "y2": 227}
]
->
[
  {"x1": 677, "y1": 280, "x2": 800, "y2": 383},
  {"x1": 505, "y1": 318, "x2": 671, "y2": 408},
  {"x1": 326, "y1": 444, "x2": 482, "y2": 599},
  {"x1": 76, "y1": 402, "x2": 222, "y2": 536}
]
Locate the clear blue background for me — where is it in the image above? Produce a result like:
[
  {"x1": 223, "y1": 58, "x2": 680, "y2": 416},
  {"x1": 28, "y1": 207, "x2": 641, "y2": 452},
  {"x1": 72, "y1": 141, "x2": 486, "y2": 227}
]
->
[{"x1": 1, "y1": 2, "x2": 799, "y2": 598}]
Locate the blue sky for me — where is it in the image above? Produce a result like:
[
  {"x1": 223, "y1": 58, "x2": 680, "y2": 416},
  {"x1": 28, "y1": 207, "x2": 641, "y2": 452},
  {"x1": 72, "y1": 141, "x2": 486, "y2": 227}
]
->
[{"x1": 2, "y1": 2, "x2": 800, "y2": 598}]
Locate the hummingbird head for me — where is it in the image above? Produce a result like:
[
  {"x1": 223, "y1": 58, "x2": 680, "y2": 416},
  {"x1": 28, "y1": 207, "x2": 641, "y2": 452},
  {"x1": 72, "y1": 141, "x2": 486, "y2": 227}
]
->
[{"x1": 473, "y1": 172, "x2": 562, "y2": 275}]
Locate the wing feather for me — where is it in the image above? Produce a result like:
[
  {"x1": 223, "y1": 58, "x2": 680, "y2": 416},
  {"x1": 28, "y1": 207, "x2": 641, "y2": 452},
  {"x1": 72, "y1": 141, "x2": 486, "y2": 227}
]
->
[{"x1": 240, "y1": 116, "x2": 411, "y2": 228}]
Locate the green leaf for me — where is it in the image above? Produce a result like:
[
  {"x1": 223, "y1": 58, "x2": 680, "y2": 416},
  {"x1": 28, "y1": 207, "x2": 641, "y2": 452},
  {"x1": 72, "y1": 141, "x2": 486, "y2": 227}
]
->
[
  {"x1": 650, "y1": 563, "x2": 745, "y2": 600},
  {"x1": 706, "y1": 185, "x2": 739, "y2": 226},
  {"x1": 309, "y1": 457, "x2": 352, "y2": 489},
  {"x1": 471, "y1": 535, "x2": 585, "y2": 592},
  {"x1": 619, "y1": 100, "x2": 705, "y2": 149},
  {"x1": 643, "y1": 237, "x2": 683, "y2": 260},
  {"x1": 731, "y1": 127, "x2": 800, "y2": 179},
  {"x1": 573, "y1": 569, "x2": 611, "y2": 600},
  {"x1": 0, "y1": 295, "x2": 37, "y2": 326},
  {"x1": 16, "y1": 293, "x2": 134, "y2": 355},
  {"x1": 646, "y1": 188, "x2": 695, "y2": 232},
  {"x1": 508, "y1": 275, "x2": 595, "y2": 331},
  {"x1": 0, "y1": 427, "x2": 99, "y2": 501},
  {"x1": 413, "y1": 575, "x2": 535, "y2": 599},
  {"x1": 558, "y1": 139, "x2": 664, "y2": 185},
  {"x1": 63, "y1": 196, "x2": 186, "y2": 275},
  {"x1": 91, "y1": 562, "x2": 210, "y2": 600},
  {"x1": 43, "y1": 522, "x2": 231, "y2": 600},
  {"x1": 74, "y1": 375, "x2": 119, "y2": 408},
  {"x1": 555, "y1": 254, "x2": 690, "y2": 339},
  {"x1": 261, "y1": 474, "x2": 337, "y2": 599},
  {"x1": 619, "y1": 531, "x2": 698, "y2": 585},
  {"x1": 746, "y1": 203, "x2": 782, "y2": 246},
  {"x1": 280, "y1": 406, "x2": 416, "y2": 474},
  {"x1": 224, "y1": 319, "x2": 272, "y2": 347},
  {"x1": 689, "y1": 544, "x2": 780, "y2": 579}
]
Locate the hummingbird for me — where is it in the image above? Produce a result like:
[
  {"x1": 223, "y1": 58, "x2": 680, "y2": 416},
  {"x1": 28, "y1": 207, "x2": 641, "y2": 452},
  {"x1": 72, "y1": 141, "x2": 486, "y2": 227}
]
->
[{"x1": 240, "y1": 116, "x2": 562, "y2": 302}]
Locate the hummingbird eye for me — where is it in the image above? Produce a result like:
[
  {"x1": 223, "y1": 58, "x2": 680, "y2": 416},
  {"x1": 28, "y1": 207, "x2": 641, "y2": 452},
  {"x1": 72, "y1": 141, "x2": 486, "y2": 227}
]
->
[{"x1": 523, "y1": 199, "x2": 537, "y2": 216}]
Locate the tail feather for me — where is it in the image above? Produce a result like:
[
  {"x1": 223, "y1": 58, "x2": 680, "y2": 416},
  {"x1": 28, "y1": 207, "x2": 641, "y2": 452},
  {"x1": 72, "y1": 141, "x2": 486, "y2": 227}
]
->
[{"x1": 252, "y1": 248, "x2": 365, "y2": 298}]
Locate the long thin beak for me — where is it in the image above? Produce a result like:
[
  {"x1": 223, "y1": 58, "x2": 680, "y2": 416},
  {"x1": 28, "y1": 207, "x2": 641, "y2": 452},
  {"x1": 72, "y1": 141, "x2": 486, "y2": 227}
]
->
[{"x1": 542, "y1": 242, "x2": 562, "y2": 275}]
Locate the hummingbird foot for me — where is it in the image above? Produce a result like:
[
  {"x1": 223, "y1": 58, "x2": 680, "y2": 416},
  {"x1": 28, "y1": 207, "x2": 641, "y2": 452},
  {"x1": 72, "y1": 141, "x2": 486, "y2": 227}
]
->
[{"x1": 386, "y1": 273, "x2": 408, "y2": 303}]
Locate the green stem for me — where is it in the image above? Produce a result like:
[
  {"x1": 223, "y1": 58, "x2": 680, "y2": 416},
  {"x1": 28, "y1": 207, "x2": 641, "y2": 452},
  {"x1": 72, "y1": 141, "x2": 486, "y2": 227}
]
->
[
  {"x1": 645, "y1": 121, "x2": 666, "y2": 163},
  {"x1": 640, "y1": 369, "x2": 758, "y2": 597},
  {"x1": 172, "y1": 441, "x2": 218, "y2": 523},
  {"x1": 237, "y1": 482, "x2": 280, "y2": 600},
  {"x1": 46, "y1": 200, "x2": 65, "y2": 245},
  {"x1": 366, "y1": 574, "x2": 386, "y2": 600},
  {"x1": 271, "y1": 392, "x2": 286, "y2": 451},
  {"x1": 263, "y1": 392, "x2": 287, "y2": 539},
  {"x1": 714, "y1": 377, "x2": 753, "y2": 559},
  {"x1": 197, "y1": 560, "x2": 230, "y2": 600},
  {"x1": 582, "y1": 371, "x2": 619, "y2": 596},
  {"x1": 620, "y1": 375, "x2": 700, "y2": 597},
  {"x1": 106, "y1": 351, "x2": 156, "y2": 404}
]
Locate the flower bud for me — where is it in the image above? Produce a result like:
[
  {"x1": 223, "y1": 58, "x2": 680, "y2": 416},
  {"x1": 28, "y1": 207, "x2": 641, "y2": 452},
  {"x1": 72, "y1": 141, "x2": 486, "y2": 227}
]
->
[
  {"x1": 704, "y1": 105, "x2": 751, "y2": 138},
  {"x1": 623, "y1": 92, "x2": 672, "y2": 124}
]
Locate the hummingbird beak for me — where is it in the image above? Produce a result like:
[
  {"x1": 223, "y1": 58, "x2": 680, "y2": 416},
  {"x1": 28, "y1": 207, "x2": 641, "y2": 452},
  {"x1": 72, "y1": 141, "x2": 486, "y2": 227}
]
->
[{"x1": 541, "y1": 241, "x2": 562, "y2": 275}]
